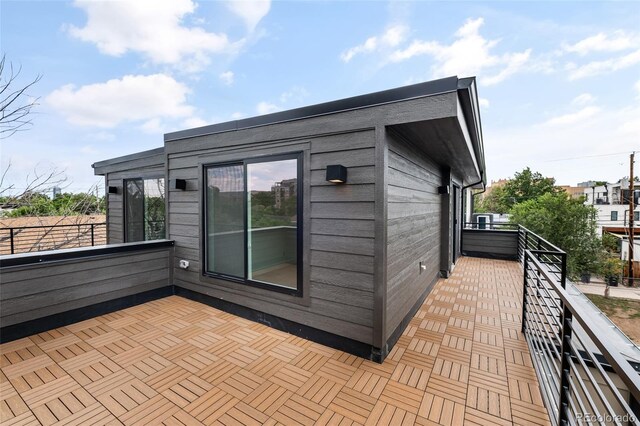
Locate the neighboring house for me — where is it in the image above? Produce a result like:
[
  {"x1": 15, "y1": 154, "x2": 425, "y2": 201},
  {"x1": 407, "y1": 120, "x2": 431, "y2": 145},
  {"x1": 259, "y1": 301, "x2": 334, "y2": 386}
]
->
[
  {"x1": 583, "y1": 182, "x2": 639, "y2": 234},
  {"x1": 557, "y1": 185, "x2": 584, "y2": 199},
  {"x1": 92, "y1": 76, "x2": 485, "y2": 361},
  {"x1": 481, "y1": 178, "x2": 507, "y2": 199}
]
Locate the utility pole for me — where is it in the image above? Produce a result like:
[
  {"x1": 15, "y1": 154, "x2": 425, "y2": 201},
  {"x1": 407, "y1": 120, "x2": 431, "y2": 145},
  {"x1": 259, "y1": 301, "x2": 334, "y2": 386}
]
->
[{"x1": 629, "y1": 152, "x2": 635, "y2": 286}]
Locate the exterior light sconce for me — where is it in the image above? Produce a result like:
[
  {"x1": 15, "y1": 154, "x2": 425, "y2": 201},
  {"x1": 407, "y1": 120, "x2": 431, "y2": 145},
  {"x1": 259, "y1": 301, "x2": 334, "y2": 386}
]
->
[
  {"x1": 171, "y1": 179, "x2": 187, "y2": 191},
  {"x1": 438, "y1": 185, "x2": 450, "y2": 195},
  {"x1": 108, "y1": 186, "x2": 119, "y2": 194},
  {"x1": 326, "y1": 165, "x2": 347, "y2": 184}
]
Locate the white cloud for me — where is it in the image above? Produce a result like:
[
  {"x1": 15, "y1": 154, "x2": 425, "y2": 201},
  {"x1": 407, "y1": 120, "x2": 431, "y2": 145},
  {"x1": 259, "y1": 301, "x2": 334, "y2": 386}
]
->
[
  {"x1": 256, "y1": 101, "x2": 280, "y2": 115},
  {"x1": 479, "y1": 98, "x2": 490, "y2": 108},
  {"x1": 279, "y1": 86, "x2": 309, "y2": 104},
  {"x1": 389, "y1": 18, "x2": 531, "y2": 86},
  {"x1": 219, "y1": 71, "x2": 234, "y2": 86},
  {"x1": 226, "y1": 0, "x2": 271, "y2": 32},
  {"x1": 79, "y1": 145, "x2": 100, "y2": 155},
  {"x1": 231, "y1": 112, "x2": 246, "y2": 120},
  {"x1": 68, "y1": 0, "x2": 233, "y2": 72},
  {"x1": 571, "y1": 93, "x2": 595, "y2": 106},
  {"x1": 544, "y1": 106, "x2": 601, "y2": 126},
  {"x1": 341, "y1": 25, "x2": 408, "y2": 62},
  {"x1": 635, "y1": 80, "x2": 640, "y2": 99},
  {"x1": 566, "y1": 49, "x2": 640, "y2": 80},
  {"x1": 182, "y1": 117, "x2": 208, "y2": 128},
  {"x1": 140, "y1": 118, "x2": 165, "y2": 134},
  {"x1": 46, "y1": 74, "x2": 194, "y2": 128},
  {"x1": 486, "y1": 104, "x2": 639, "y2": 185},
  {"x1": 87, "y1": 131, "x2": 115, "y2": 142},
  {"x1": 256, "y1": 86, "x2": 309, "y2": 116},
  {"x1": 563, "y1": 31, "x2": 638, "y2": 56}
]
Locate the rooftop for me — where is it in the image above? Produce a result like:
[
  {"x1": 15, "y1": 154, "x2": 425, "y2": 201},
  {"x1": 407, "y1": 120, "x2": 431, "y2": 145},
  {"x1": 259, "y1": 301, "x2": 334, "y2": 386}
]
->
[{"x1": 0, "y1": 257, "x2": 549, "y2": 425}]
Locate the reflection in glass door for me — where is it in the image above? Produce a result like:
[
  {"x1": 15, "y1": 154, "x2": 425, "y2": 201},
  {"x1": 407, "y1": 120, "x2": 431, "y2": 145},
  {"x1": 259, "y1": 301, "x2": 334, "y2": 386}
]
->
[{"x1": 247, "y1": 158, "x2": 298, "y2": 289}]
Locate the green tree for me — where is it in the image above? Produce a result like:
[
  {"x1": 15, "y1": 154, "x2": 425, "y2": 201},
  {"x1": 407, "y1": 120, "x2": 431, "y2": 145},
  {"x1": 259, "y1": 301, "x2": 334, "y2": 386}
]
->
[
  {"x1": 476, "y1": 185, "x2": 509, "y2": 213},
  {"x1": 510, "y1": 192, "x2": 601, "y2": 278},
  {"x1": 476, "y1": 168, "x2": 558, "y2": 214},
  {"x1": 502, "y1": 168, "x2": 558, "y2": 210},
  {"x1": 6, "y1": 192, "x2": 105, "y2": 217}
]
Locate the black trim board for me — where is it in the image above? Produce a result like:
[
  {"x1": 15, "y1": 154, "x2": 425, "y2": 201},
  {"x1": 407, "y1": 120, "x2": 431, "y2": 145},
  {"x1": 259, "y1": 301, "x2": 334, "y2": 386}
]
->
[
  {"x1": 0, "y1": 286, "x2": 174, "y2": 343},
  {"x1": 92, "y1": 147, "x2": 165, "y2": 171},
  {"x1": 0, "y1": 240, "x2": 175, "y2": 268},
  {"x1": 174, "y1": 287, "x2": 378, "y2": 361},
  {"x1": 165, "y1": 77, "x2": 460, "y2": 142}
]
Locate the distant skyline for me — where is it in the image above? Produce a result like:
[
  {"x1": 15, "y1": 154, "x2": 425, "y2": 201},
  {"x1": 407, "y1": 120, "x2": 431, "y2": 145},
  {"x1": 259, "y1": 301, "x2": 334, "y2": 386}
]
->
[{"x1": 1, "y1": 0, "x2": 639, "y2": 194}]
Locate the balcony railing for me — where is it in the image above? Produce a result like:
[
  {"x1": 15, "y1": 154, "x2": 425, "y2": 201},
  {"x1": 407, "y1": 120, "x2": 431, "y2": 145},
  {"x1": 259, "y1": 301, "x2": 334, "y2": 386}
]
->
[
  {"x1": 464, "y1": 222, "x2": 640, "y2": 425},
  {"x1": 0, "y1": 222, "x2": 107, "y2": 255}
]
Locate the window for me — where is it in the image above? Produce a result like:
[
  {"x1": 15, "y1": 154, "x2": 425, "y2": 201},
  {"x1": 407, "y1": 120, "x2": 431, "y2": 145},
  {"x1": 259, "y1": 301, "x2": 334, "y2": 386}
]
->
[
  {"x1": 611, "y1": 211, "x2": 618, "y2": 221},
  {"x1": 124, "y1": 178, "x2": 166, "y2": 242},
  {"x1": 636, "y1": 211, "x2": 640, "y2": 222},
  {"x1": 204, "y1": 153, "x2": 302, "y2": 295}
]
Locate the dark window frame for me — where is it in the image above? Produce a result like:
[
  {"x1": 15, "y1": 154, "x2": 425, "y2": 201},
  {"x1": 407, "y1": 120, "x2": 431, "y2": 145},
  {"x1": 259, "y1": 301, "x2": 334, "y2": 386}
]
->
[
  {"x1": 202, "y1": 152, "x2": 303, "y2": 297},
  {"x1": 123, "y1": 177, "x2": 166, "y2": 243}
]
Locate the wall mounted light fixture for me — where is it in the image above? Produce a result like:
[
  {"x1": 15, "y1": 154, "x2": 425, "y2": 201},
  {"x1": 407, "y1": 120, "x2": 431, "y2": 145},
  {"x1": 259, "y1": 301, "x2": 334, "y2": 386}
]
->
[
  {"x1": 326, "y1": 165, "x2": 347, "y2": 184},
  {"x1": 108, "y1": 186, "x2": 119, "y2": 194},
  {"x1": 438, "y1": 185, "x2": 450, "y2": 195},
  {"x1": 171, "y1": 179, "x2": 187, "y2": 191}
]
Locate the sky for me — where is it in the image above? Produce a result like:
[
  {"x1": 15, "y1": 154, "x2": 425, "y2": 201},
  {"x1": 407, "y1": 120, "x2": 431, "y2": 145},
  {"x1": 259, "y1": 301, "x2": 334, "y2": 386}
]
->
[{"x1": 1, "y1": 0, "x2": 639, "y2": 195}]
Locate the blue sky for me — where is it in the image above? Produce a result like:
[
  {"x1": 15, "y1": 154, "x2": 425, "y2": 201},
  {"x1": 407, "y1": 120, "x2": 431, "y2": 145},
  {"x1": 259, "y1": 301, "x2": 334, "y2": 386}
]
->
[{"x1": 1, "y1": 0, "x2": 639, "y2": 194}]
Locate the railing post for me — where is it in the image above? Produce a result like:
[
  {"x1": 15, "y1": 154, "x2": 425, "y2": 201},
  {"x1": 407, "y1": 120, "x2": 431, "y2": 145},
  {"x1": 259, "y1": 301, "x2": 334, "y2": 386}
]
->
[
  {"x1": 91, "y1": 224, "x2": 95, "y2": 246},
  {"x1": 10, "y1": 228, "x2": 15, "y2": 254},
  {"x1": 558, "y1": 306, "x2": 573, "y2": 426},
  {"x1": 522, "y1": 250, "x2": 529, "y2": 333},
  {"x1": 560, "y1": 252, "x2": 567, "y2": 289}
]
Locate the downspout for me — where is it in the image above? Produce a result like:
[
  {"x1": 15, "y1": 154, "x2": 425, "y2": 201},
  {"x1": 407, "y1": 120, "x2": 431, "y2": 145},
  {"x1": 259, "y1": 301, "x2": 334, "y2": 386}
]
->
[
  {"x1": 463, "y1": 172, "x2": 486, "y2": 218},
  {"x1": 460, "y1": 173, "x2": 486, "y2": 258}
]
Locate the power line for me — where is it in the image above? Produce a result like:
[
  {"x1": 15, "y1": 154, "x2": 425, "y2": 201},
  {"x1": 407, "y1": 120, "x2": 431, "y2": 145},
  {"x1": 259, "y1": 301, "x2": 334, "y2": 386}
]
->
[{"x1": 541, "y1": 151, "x2": 638, "y2": 163}]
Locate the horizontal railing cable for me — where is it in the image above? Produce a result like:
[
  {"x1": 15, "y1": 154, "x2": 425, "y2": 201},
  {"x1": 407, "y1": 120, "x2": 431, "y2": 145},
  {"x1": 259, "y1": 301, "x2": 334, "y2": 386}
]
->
[{"x1": 0, "y1": 222, "x2": 106, "y2": 254}]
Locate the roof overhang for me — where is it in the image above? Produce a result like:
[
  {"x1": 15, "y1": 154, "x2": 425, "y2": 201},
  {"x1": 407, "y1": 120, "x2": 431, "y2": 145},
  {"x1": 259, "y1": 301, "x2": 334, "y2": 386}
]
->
[
  {"x1": 92, "y1": 147, "x2": 165, "y2": 176},
  {"x1": 388, "y1": 77, "x2": 485, "y2": 186},
  {"x1": 161, "y1": 76, "x2": 486, "y2": 187}
]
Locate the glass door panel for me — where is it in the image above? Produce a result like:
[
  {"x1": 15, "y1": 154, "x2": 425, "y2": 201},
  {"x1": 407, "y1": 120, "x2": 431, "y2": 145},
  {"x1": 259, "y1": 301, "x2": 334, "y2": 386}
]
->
[
  {"x1": 247, "y1": 159, "x2": 298, "y2": 289},
  {"x1": 206, "y1": 165, "x2": 245, "y2": 278}
]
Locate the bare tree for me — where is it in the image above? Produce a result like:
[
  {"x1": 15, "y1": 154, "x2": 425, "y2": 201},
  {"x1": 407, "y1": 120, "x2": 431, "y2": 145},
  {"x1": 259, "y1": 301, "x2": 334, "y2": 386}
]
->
[
  {"x1": 0, "y1": 161, "x2": 68, "y2": 198},
  {"x1": 0, "y1": 165, "x2": 108, "y2": 254},
  {"x1": 0, "y1": 54, "x2": 42, "y2": 139}
]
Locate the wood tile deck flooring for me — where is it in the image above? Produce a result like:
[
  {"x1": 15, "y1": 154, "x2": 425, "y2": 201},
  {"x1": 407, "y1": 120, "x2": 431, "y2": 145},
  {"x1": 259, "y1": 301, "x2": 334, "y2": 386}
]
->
[{"x1": 0, "y1": 257, "x2": 550, "y2": 425}]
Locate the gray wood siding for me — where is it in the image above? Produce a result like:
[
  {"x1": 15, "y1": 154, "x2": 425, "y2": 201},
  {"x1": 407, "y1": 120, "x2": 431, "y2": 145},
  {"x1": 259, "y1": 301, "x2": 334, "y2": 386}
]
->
[
  {"x1": 105, "y1": 165, "x2": 165, "y2": 244},
  {"x1": 0, "y1": 245, "x2": 172, "y2": 327},
  {"x1": 461, "y1": 229, "x2": 518, "y2": 259},
  {"x1": 167, "y1": 130, "x2": 376, "y2": 344},
  {"x1": 385, "y1": 132, "x2": 442, "y2": 341}
]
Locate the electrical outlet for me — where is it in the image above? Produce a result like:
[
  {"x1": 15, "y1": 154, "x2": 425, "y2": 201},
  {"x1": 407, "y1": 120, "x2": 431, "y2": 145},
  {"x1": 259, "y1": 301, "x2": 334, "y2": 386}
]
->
[
  {"x1": 419, "y1": 261, "x2": 427, "y2": 273},
  {"x1": 179, "y1": 259, "x2": 190, "y2": 269}
]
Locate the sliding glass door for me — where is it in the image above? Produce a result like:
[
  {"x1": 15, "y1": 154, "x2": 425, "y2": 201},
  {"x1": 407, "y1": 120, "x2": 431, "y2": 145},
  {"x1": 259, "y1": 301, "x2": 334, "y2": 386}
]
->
[
  {"x1": 124, "y1": 177, "x2": 166, "y2": 242},
  {"x1": 204, "y1": 153, "x2": 302, "y2": 294}
]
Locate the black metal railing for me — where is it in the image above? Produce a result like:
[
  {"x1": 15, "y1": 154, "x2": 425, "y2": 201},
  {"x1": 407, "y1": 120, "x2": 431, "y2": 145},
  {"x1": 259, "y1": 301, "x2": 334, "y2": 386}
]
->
[
  {"x1": 0, "y1": 222, "x2": 107, "y2": 255},
  {"x1": 516, "y1": 226, "x2": 640, "y2": 425},
  {"x1": 463, "y1": 221, "x2": 518, "y2": 230}
]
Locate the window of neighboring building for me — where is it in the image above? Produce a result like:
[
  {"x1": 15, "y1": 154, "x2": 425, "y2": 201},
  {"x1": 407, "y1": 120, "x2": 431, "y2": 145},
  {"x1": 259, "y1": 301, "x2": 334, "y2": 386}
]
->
[
  {"x1": 204, "y1": 153, "x2": 302, "y2": 295},
  {"x1": 611, "y1": 211, "x2": 618, "y2": 221},
  {"x1": 636, "y1": 211, "x2": 640, "y2": 222},
  {"x1": 124, "y1": 178, "x2": 166, "y2": 242}
]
